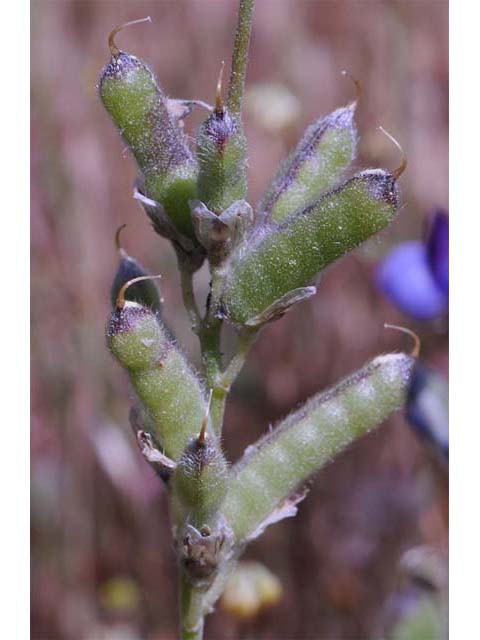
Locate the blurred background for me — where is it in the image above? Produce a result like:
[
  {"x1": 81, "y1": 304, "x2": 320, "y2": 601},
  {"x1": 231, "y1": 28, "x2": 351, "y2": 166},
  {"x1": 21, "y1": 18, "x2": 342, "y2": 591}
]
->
[{"x1": 31, "y1": 1, "x2": 448, "y2": 638}]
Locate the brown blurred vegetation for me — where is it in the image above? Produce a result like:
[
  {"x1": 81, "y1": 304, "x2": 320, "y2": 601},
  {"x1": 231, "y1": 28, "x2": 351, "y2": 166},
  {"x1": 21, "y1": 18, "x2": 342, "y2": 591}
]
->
[{"x1": 31, "y1": 1, "x2": 448, "y2": 638}]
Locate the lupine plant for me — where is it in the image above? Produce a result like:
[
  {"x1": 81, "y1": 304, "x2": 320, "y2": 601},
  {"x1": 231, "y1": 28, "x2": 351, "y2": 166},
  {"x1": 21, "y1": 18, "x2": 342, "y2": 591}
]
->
[{"x1": 99, "y1": 3, "x2": 416, "y2": 638}]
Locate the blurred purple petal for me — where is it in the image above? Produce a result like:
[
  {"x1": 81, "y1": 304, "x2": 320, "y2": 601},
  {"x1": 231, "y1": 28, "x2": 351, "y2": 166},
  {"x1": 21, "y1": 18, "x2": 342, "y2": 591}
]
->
[
  {"x1": 426, "y1": 209, "x2": 449, "y2": 297},
  {"x1": 406, "y1": 363, "x2": 449, "y2": 462},
  {"x1": 377, "y1": 241, "x2": 447, "y2": 321}
]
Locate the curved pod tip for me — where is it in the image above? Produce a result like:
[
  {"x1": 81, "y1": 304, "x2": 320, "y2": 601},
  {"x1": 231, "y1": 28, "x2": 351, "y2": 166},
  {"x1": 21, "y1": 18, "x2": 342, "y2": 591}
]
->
[
  {"x1": 116, "y1": 274, "x2": 162, "y2": 310},
  {"x1": 341, "y1": 69, "x2": 362, "y2": 105},
  {"x1": 384, "y1": 323, "x2": 421, "y2": 358},
  {"x1": 115, "y1": 223, "x2": 128, "y2": 259},
  {"x1": 215, "y1": 61, "x2": 226, "y2": 114},
  {"x1": 108, "y1": 17, "x2": 152, "y2": 57},
  {"x1": 378, "y1": 126, "x2": 407, "y2": 179}
]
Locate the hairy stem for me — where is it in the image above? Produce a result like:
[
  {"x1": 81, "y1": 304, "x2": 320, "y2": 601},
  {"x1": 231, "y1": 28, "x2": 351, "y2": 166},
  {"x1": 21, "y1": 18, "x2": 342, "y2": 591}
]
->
[
  {"x1": 221, "y1": 328, "x2": 258, "y2": 390},
  {"x1": 179, "y1": 574, "x2": 205, "y2": 640},
  {"x1": 227, "y1": 0, "x2": 254, "y2": 115},
  {"x1": 200, "y1": 267, "x2": 227, "y2": 434},
  {"x1": 179, "y1": 263, "x2": 201, "y2": 333}
]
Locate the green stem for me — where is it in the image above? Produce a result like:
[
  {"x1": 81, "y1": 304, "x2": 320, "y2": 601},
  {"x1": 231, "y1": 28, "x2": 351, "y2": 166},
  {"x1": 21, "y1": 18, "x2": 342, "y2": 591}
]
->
[
  {"x1": 179, "y1": 573, "x2": 205, "y2": 640},
  {"x1": 227, "y1": 0, "x2": 254, "y2": 116},
  {"x1": 200, "y1": 269, "x2": 259, "y2": 435},
  {"x1": 220, "y1": 328, "x2": 258, "y2": 390},
  {"x1": 200, "y1": 267, "x2": 226, "y2": 434},
  {"x1": 179, "y1": 263, "x2": 201, "y2": 333}
]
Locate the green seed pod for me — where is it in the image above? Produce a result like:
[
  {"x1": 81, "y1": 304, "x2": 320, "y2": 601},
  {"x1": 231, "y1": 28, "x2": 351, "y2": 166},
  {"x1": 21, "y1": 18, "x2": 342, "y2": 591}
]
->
[
  {"x1": 221, "y1": 351, "x2": 414, "y2": 542},
  {"x1": 110, "y1": 225, "x2": 162, "y2": 311},
  {"x1": 258, "y1": 98, "x2": 358, "y2": 223},
  {"x1": 171, "y1": 417, "x2": 229, "y2": 529},
  {"x1": 196, "y1": 66, "x2": 248, "y2": 214},
  {"x1": 223, "y1": 169, "x2": 401, "y2": 326},
  {"x1": 106, "y1": 278, "x2": 207, "y2": 460},
  {"x1": 98, "y1": 20, "x2": 198, "y2": 238}
]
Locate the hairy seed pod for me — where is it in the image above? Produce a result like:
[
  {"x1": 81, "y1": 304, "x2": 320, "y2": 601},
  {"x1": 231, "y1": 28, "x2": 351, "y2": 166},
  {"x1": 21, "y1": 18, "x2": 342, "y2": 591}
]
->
[
  {"x1": 171, "y1": 429, "x2": 229, "y2": 529},
  {"x1": 221, "y1": 351, "x2": 414, "y2": 542},
  {"x1": 99, "y1": 22, "x2": 198, "y2": 238},
  {"x1": 106, "y1": 293, "x2": 207, "y2": 460},
  {"x1": 223, "y1": 170, "x2": 400, "y2": 325},
  {"x1": 110, "y1": 226, "x2": 162, "y2": 310},
  {"x1": 258, "y1": 101, "x2": 358, "y2": 223},
  {"x1": 196, "y1": 66, "x2": 248, "y2": 214}
]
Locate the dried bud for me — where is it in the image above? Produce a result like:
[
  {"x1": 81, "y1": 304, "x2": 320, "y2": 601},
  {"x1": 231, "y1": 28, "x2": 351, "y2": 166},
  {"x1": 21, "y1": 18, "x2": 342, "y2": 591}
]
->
[
  {"x1": 190, "y1": 199, "x2": 254, "y2": 265},
  {"x1": 177, "y1": 521, "x2": 233, "y2": 589}
]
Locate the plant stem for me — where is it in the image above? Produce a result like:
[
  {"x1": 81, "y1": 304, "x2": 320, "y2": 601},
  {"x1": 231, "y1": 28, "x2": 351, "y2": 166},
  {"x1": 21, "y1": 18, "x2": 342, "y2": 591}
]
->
[
  {"x1": 204, "y1": 328, "x2": 258, "y2": 436},
  {"x1": 179, "y1": 573, "x2": 205, "y2": 640},
  {"x1": 227, "y1": 0, "x2": 254, "y2": 115},
  {"x1": 220, "y1": 328, "x2": 258, "y2": 390},
  {"x1": 200, "y1": 266, "x2": 227, "y2": 434},
  {"x1": 179, "y1": 264, "x2": 201, "y2": 333}
]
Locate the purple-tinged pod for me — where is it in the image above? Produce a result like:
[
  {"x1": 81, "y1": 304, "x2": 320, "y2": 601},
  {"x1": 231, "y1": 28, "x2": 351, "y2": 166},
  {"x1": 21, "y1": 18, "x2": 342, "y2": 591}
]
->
[
  {"x1": 426, "y1": 209, "x2": 449, "y2": 298},
  {"x1": 196, "y1": 66, "x2": 248, "y2": 215},
  {"x1": 170, "y1": 416, "x2": 229, "y2": 530},
  {"x1": 221, "y1": 351, "x2": 415, "y2": 543},
  {"x1": 106, "y1": 278, "x2": 208, "y2": 460},
  {"x1": 377, "y1": 241, "x2": 447, "y2": 321},
  {"x1": 223, "y1": 169, "x2": 400, "y2": 326},
  {"x1": 110, "y1": 226, "x2": 162, "y2": 311},
  {"x1": 258, "y1": 101, "x2": 358, "y2": 223},
  {"x1": 98, "y1": 20, "x2": 198, "y2": 239}
]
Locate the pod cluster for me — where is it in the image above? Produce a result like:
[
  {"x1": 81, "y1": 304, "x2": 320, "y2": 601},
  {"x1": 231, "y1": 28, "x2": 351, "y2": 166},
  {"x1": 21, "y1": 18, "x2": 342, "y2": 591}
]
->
[{"x1": 101, "y1": 19, "x2": 410, "y2": 559}]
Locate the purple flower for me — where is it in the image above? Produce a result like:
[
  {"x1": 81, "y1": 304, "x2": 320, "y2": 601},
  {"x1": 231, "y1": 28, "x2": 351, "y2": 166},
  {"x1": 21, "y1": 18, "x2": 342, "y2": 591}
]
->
[
  {"x1": 426, "y1": 209, "x2": 449, "y2": 298},
  {"x1": 377, "y1": 210, "x2": 449, "y2": 321}
]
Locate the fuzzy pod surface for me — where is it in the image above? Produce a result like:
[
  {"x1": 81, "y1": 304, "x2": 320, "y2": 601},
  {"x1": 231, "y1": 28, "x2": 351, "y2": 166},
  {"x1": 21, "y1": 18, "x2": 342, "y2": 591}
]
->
[
  {"x1": 107, "y1": 302, "x2": 206, "y2": 459},
  {"x1": 99, "y1": 51, "x2": 197, "y2": 238},
  {"x1": 223, "y1": 170, "x2": 399, "y2": 325},
  {"x1": 221, "y1": 352, "x2": 414, "y2": 542},
  {"x1": 258, "y1": 103, "x2": 358, "y2": 223},
  {"x1": 197, "y1": 106, "x2": 248, "y2": 214},
  {"x1": 171, "y1": 434, "x2": 229, "y2": 529}
]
